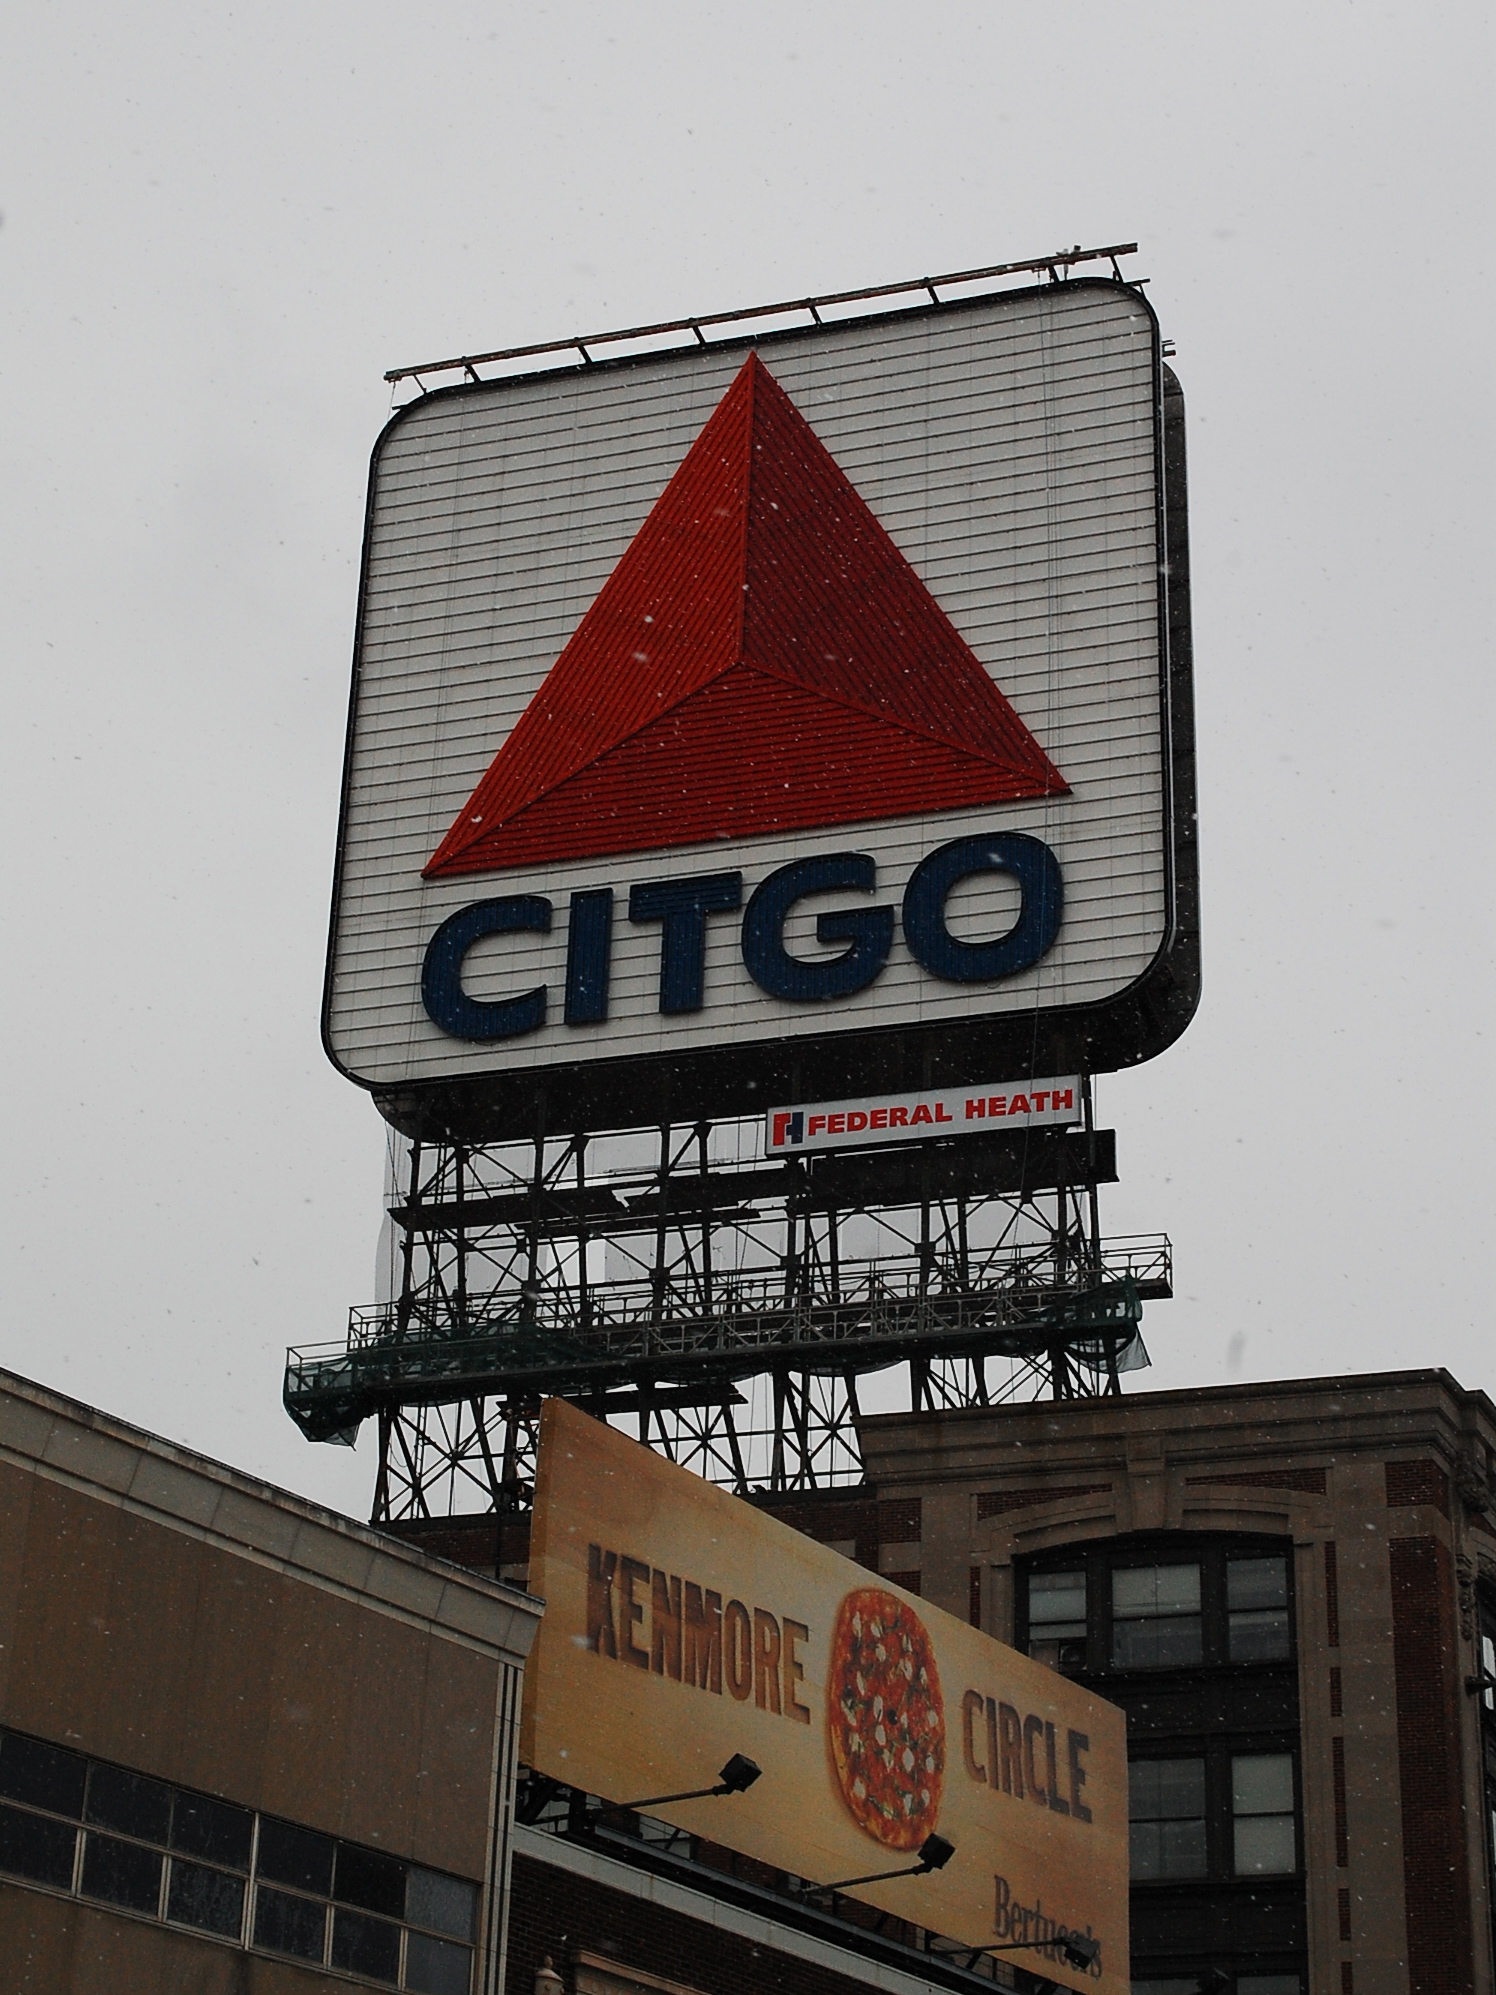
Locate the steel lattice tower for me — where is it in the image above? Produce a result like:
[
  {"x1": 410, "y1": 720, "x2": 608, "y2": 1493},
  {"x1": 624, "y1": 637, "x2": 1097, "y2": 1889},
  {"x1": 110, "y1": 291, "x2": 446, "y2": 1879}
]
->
[{"x1": 285, "y1": 1092, "x2": 1167, "y2": 1523}]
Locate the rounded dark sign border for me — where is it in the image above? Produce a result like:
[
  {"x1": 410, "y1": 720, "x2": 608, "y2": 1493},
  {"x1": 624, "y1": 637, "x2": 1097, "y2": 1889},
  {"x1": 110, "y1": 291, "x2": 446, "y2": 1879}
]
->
[{"x1": 322, "y1": 280, "x2": 1200, "y2": 1144}]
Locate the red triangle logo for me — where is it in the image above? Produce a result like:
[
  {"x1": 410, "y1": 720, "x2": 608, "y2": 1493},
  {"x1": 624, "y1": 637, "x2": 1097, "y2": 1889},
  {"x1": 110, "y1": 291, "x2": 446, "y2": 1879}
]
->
[{"x1": 424, "y1": 354, "x2": 1067, "y2": 878}]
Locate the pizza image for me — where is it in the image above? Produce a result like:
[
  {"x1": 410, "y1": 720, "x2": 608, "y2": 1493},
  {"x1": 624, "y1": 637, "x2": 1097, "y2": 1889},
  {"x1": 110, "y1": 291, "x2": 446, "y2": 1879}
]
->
[{"x1": 827, "y1": 1586, "x2": 945, "y2": 1850}]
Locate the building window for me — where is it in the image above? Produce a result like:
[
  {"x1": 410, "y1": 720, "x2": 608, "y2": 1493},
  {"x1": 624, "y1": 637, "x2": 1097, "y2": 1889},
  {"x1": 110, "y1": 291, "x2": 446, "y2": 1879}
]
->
[
  {"x1": 1232, "y1": 1753, "x2": 1297, "y2": 1875},
  {"x1": 1018, "y1": 1534, "x2": 1304, "y2": 1992},
  {"x1": 0, "y1": 1727, "x2": 478, "y2": 1992},
  {"x1": 1228, "y1": 1558, "x2": 1292, "y2": 1662},
  {"x1": 1027, "y1": 1569, "x2": 1088, "y2": 1673},
  {"x1": 168, "y1": 1858, "x2": 245, "y2": 1938},
  {"x1": 1018, "y1": 1537, "x2": 1295, "y2": 1676},
  {"x1": 1129, "y1": 1759, "x2": 1207, "y2": 1879},
  {"x1": 1112, "y1": 1564, "x2": 1203, "y2": 1669},
  {"x1": 1125, "y1": 1740, "x2": 1301, "y2": 1887}
]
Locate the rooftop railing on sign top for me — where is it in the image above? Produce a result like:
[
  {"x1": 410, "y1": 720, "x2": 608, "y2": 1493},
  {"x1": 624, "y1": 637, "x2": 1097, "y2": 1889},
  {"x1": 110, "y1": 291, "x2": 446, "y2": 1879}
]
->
[{"x1": 382, "y1": 242, "x2": 1141, "y2": 395}]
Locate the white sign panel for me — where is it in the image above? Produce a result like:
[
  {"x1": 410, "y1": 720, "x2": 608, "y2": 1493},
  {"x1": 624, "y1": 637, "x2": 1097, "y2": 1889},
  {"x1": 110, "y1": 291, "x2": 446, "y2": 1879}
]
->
[
  {"x1": 324, "y1": 280, "x2": 1195, "y2": 1138},
  {"x1": 767, "y1": 1078, "x2": 1081, "y2": 1156}
]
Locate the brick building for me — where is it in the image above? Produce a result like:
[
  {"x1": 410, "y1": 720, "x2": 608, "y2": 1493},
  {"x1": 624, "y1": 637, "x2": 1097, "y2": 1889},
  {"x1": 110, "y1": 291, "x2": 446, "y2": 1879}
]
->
[
  {"x1": 828, "y1": 1367, "x2": 1496, "y2": 1994},
  {"x1": 502, "y1": 1820, "x2": 1035, "y2": 1995}
]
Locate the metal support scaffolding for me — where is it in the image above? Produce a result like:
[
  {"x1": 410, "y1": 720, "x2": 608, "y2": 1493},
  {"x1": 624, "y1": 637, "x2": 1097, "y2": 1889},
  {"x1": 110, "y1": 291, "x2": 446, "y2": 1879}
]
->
[{"x1": 285, "y1": 1101, "x2": 1166, "y2": 1523}]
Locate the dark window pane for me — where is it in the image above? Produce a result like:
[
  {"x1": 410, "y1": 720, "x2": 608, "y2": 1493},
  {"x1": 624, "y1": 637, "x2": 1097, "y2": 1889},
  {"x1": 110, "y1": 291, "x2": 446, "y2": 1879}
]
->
[
  {"x1": 1112, "y1": 1565, "x2": 1201, "y2": 1617},
  {"x1": 1233, "y1": 1753, "x2": 1294, "y2": 1816},
  {"x1": 0, "y1": 1801, "x2": 76, "y2": 1887},
  {"x1": 1129, "y1": 1757, "x2": 1207, "y2": 1880},
  {"x1": 1235, "y1": 1814, "x2": 1297, "y2": 1873},
  {"x1": 254, "y1": 1884, "x2": 327, "y2": 1961},
  {"x1": 1131, "y1": 1758, "x2": 1206, "y2": 1820},
  {"x1": 85, "y1": 1764, "x2": 173, "y2": 1844},
  {"x1": 407, "y1": 1930, "x2": 474, "y2": 1995},
  {"x1": 1130, "y1": 1817, "x2": 1206, "y2": 1879},
  {"x1": 0, "y1": 1733, "x2": 88, "y2": 1818},
  {"x1": 167, "y1": 1858, "x2": 245, "y2": 1938},
  {"x1": 171, "y1": 1791, "x2": 254, "y2": 1869},
  {"x1": 334, "y1": 1839, "x2": 406, "y2": 1916},
  {"x1": 1028, "y1": 1571, "x2": 1087, "y2": 1631},
  {"x1": 81, "y1": 1832, "x2": 163, "y2": 1913},
  {"x1": 331, "y1": 1905, "x2": 400, "y2": 1982},
  {"x1": 1228, "y1": 1557, "x2": 1288, "y2": 1611},
  {"x1": 257, "y1": 1817, "x2": 334, "y2": 1895},
  {"x1": 1159, "y1": 1818, "x2": 1208, "y2": 1874},
  {"x1": 1229, "y1": 1607, "x2": 1292, "y2": 1662},
  {"x1": 1112, "y1": 1615, "x2": 1202, "y2": 1669},
  {"x1": 407, "y1": 1867, "x2": 478, "y2": 1941},
  {"x1": 1030, "y1": 1635, "x2": 1088, "y2": 1674}
]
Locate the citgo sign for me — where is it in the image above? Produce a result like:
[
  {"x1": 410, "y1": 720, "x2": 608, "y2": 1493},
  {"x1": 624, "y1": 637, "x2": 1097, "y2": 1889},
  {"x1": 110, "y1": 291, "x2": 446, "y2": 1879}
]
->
[
  {"x1": 324, "y1": 281, "x2": 1197, "y2": 1142},
  {"x1": 522, "y1": 1399, "x2": 1129, "y2": 1988}
]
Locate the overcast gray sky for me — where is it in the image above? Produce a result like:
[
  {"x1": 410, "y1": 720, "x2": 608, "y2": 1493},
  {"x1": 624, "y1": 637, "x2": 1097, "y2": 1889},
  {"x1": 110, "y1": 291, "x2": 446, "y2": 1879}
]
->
[{"x1": 4, "y1": 2, "x2": 1491, "y2": 1520}]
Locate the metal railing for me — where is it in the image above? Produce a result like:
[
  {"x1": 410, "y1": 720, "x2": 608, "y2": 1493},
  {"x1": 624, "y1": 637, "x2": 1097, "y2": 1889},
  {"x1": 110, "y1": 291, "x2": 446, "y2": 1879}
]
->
[
  {"x1": 384, "y1": 242, "x2": 1139, "y2": 392},
  {"x1": 283, "y1": 1234, "x2": 1168, "y2": 1441}
]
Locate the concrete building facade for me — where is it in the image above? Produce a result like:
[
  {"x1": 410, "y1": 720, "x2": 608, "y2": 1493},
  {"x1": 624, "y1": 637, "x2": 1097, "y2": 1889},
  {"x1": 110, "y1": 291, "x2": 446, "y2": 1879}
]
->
[{"x1": 0, "y1": 1369, "x2": 542, "y2": 1994}]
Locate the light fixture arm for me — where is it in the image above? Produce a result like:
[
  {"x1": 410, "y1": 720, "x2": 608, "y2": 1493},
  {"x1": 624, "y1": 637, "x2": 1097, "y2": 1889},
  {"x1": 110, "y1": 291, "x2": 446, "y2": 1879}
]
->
[
  {"x1": 981, "y1": 1932, "x2": 1102, "y2": 1974},
  {"x1": 810, "y1": 1833, "x2": 955, "y2": 1896},
  {"x1": 601, "y1": 1780, "x2": 735, "y2": 1812},
  {"x1": 593, "y1": 1753, "x2": 763, "y2": 1818},
  {"x1": 810, "y1": 1859, "x2": 928, "y2": 1893}
]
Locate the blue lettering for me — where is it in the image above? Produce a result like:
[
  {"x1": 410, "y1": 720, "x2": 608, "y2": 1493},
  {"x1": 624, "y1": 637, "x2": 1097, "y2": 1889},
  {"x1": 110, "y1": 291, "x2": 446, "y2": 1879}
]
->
[
  {"x1": 421, "y1": 896, "x2": 552, "y2": 1040},
  {"x1": 564, "y1": 888, "x2": 614, "y2": 1025},
  {"x1": 419, "y1": 834, "x2": 1067, "y2": 1039},
  {"x1": 901, "y1": 834, "x2": 1062, "y2": 983},
  {"x1": 628, "y1": 872, "x2": 743, "y2": 1014},
  {"x1": 741, "y1": 854, "x2": 893, "y2": 1002}
]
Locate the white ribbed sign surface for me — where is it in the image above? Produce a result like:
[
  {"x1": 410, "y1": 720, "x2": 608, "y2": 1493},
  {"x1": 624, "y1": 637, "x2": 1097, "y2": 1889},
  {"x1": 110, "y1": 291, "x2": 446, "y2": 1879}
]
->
[{"x1": 325, "y1": 282, "x2": 1177, "y2": 1123}]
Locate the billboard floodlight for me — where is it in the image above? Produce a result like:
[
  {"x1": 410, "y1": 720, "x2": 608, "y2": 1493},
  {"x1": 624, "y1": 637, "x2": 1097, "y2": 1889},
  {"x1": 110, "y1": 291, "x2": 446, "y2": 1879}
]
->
[{"x1": 714, "y1": 1753, "x2": 765, "y2": 1795}]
